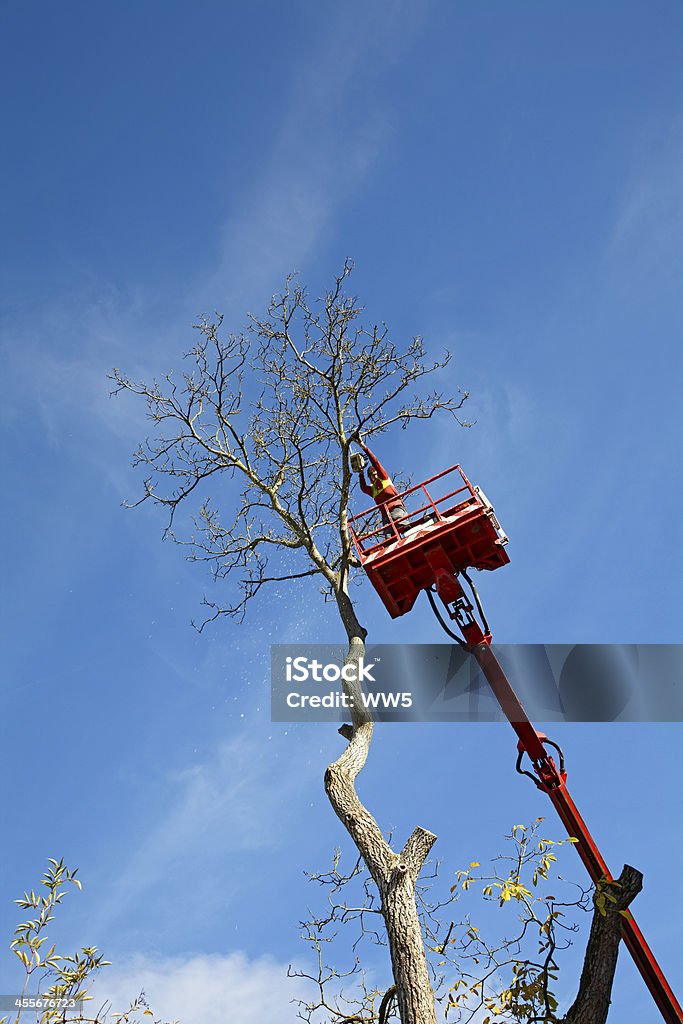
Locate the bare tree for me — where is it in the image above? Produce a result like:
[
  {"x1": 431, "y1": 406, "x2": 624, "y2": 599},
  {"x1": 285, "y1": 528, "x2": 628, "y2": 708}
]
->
[
  {"x1": 290, "y1": 820, "x2": 643, "y2": 1024},
  {"x1": 111, "y1": 263, "x2": 639, "y2": 1023}
]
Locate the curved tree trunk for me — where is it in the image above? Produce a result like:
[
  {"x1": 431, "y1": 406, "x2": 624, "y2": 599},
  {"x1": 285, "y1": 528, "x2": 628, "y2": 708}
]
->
[{"x1": 324, "y1": 606, "x2": 438, "y2": 1024}]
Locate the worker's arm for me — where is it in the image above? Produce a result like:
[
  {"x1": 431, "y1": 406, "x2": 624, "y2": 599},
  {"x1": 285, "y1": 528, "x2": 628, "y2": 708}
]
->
[
  {"x1": 358, "y1": 472, "x2": 373, "y2": 496},
  {"x1": 359, "y1": 442, "x2": 390, "y2": 480}
]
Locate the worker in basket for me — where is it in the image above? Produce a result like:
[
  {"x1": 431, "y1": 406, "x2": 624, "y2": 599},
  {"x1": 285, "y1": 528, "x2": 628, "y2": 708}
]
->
[{"x1": 353, "y1": 439, "x2": 409, "y2": 539}]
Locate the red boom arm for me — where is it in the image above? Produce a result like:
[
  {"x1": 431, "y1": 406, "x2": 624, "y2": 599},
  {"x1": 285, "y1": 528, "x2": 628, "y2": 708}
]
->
[{"x1": 432, "y1": 571, "x2": 683, "y2": 1024}]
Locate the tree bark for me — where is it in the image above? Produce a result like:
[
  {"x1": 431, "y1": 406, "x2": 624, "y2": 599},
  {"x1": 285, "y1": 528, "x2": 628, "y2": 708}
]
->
[
  {"x1": 563, "y1": 864, "x2": 643, "y2": 1024},
  {"x1": 324, "y1": 628, "x2": 438, "y2": 1024},
  {"x1": 380, "y1": 828, "x2": 438, "y2": 1024}
]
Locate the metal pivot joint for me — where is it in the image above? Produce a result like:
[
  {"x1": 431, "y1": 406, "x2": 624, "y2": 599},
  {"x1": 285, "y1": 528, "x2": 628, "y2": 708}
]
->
[
  {"x1": 516, "y1": 733, "x2": 567, "y2": 792},
  {"x1": 432, "y1": 567, "x2": 492, "y2": 646}
]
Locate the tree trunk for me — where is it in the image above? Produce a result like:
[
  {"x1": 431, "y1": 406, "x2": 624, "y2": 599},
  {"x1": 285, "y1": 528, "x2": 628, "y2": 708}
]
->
[
  {"x1": 563, "y1": 864, "x2": 643, "y2": 1024},
  {"x1": 324, "y1": 622, "x2": 438, "y2": 1024},
  {"x1": 379, "y1": 831, "x2": 440, "y2": 1024}
]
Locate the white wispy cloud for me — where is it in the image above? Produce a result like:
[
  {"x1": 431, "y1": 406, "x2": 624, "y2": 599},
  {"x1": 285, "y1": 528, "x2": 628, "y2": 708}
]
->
[
  {"x1": 89, "y1": 950, "x2": 309, "y2": 1024},
  {"x1": 605, "y1": 119, "x2": 683, "y2": 295},
  {"x1": 203, "y1": 2, "x2": 432, "y2": 311},
  {"x1": 0, "y1": 285, "x2": 172, "y2": 480},
  {"x1": 86, "y1": 722, "x2": 326, "y2": 936},
  {"x1": 3, "y1": 1, "x2": 434, "y2": 475}
]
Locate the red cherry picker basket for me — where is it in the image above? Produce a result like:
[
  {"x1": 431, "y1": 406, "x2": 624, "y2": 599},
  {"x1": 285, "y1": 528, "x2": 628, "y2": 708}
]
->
[{"x1": 349, "y1": 463, "x2": 682, "y2": 1024}]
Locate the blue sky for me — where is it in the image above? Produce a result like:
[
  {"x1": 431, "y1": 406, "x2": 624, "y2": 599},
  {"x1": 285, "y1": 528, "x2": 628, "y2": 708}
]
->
[{"x1": 1, "y1": 1, "x2": 682, "y2": 1021}]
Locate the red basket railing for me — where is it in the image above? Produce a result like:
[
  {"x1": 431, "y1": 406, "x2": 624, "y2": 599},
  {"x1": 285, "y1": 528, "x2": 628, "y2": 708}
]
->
[{"x1": 348, "y1": 464, "x2": 481, "y2": 557}]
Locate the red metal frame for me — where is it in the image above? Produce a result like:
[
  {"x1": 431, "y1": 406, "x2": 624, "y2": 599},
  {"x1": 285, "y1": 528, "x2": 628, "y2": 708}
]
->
[
  {"x1": 352, "y1": 465, "x2": 683, "y2": 1023},
  {"x1": 348, "y1": 465, "x2": 509, "y2": 618}
]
